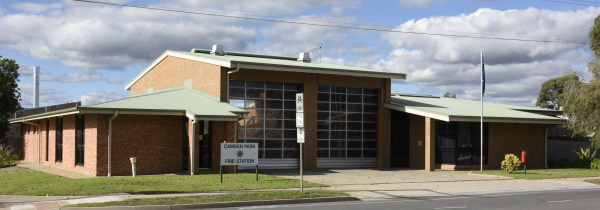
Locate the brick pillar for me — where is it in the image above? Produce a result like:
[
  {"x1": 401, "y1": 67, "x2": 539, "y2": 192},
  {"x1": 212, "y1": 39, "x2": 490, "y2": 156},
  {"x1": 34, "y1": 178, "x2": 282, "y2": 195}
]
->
[
  {"x1": 303, "y1": 74, "x2": 318, "y2": 169},
  {"x1": 378, "y1": 78, "x2": 391, "y2": 168},
  {"x1": 425, "y1": 117, "x2": 436, "y2": 172}
]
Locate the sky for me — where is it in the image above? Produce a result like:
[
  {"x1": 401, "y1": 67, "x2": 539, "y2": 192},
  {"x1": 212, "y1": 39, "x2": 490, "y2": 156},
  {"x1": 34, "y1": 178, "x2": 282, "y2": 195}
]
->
[{"x1": 1, "y1": 0, "x2": 598, "y2": 108}]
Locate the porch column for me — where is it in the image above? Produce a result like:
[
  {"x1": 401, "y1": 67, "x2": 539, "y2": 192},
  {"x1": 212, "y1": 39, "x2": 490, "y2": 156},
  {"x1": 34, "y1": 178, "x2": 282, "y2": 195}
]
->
[
  {"x1": 188, "y1": 118, "x2": 199, "y2": 175},
  {"x1": 425, "y1": 117, "x2": 436, "y2": 172}
]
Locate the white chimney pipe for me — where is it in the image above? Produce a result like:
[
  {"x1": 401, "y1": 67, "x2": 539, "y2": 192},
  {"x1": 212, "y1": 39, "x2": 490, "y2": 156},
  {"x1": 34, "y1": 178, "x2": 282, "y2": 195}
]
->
[{"x1": 33, "y1": 66, "x2": 40, "y2": 108}]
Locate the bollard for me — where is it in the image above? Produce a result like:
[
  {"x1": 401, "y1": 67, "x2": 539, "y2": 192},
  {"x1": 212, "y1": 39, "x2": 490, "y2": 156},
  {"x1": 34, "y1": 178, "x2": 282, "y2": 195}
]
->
[
  {"x1": 521, "y1": 150, "x2": 527, "y2": 175},
  {"x1": 130, "y1": 157, "x2": 137, "y2": 177}
]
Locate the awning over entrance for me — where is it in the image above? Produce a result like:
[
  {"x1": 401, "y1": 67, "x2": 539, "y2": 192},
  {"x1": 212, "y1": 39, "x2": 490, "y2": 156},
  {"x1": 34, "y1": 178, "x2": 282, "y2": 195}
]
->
[{"x1": 385, "y1": 94, "x2": 564, "y2": 125}]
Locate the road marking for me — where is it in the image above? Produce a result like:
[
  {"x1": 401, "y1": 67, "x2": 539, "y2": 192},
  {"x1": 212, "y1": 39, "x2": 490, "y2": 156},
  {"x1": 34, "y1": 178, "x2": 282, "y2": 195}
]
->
[
  {"x1": 547, "y1": 200, "x2": 571, "y2": 203},
  {"x1": 433, "y1": 207, "x2": 466, "y2": 209}
]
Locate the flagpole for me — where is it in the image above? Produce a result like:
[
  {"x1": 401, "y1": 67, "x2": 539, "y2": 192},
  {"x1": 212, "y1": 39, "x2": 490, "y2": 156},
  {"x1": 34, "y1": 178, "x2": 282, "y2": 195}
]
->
[{"x1": 480, "y1": 51, "x2": 484, "y2": 172}]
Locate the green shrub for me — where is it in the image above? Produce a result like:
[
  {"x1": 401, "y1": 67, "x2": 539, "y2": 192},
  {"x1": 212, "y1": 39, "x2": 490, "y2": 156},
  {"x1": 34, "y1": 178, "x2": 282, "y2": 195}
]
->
[
  {"x1": 591, "y1": 159, "x2": 600, "y2": 170},
  {"x1": 574, "y1": 147, "x2": 597, "y2": 168},
  {"x1": 501, "y1": 154, "x2": 521, "y2": 173},
  {"x1": 0, "y1": 145, "x2": 20, "y2": 168}
]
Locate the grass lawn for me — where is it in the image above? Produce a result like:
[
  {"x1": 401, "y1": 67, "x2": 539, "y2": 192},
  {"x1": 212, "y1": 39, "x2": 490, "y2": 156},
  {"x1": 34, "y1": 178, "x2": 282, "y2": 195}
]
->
[
  {"x1": 585, "y1": 179, "x2": 600, "y2": 184},
  {"x1": 67, "y1": 190, "x2": 349, "y2": 207},
  {"x1": 0, "y1": 168, "x2": 326, "y2": 196},
  {"x1": 473, "y1": 168, "x2": 600, "y2": 180}
]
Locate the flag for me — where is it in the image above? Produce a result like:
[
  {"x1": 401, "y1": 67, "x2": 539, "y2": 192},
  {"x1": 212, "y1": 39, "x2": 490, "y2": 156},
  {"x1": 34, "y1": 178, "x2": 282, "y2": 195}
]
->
[{"x1": 481, "y1": 52, "x2": 485, "y2": 97}]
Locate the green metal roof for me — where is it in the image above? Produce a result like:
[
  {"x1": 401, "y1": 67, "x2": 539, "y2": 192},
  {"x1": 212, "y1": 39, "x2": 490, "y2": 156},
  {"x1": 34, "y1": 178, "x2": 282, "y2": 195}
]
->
[
  {"x1": 125, "y1": 49, "x2": 406, "y2": 90},
  {"x1": 385, "y1": 95, "x2": 564, "y2": 124},
  {"x1": 80, "y1": 87, "x2": 247, "y2": 121}
]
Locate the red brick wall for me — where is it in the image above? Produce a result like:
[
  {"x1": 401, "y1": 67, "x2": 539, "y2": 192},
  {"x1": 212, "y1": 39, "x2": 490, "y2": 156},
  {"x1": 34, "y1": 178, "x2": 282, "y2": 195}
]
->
[
  {"x1": 488, "y1": 122, "x2": 546, "y2": 168},
  {"x1": 21, "y1": 115, "x2": 98, "y2": 175},
  {"x1": 409, "y1": 115, "x2": 425, "y2": 167},
  {"x1": 22, "y1": 121, "x2": 40, "y2": 163},
  {"x1": 211, "y1": 121, "x2": 235, "y2": 172},
  {"x1": 129, "y1": 56, "x2": 225, "y2": 99},
  {"x1": 406, "y1": 117, "x2": 548, "y2": 169},
  {"x1": 98, "y1": 114, "x2": 184, "y2": 176}
]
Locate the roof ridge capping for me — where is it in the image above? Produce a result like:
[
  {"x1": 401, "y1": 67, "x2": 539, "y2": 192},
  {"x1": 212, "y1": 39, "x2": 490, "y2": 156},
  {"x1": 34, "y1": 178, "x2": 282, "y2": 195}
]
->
[{"x1": 191, "y1": 48, "x2": 298, "y2": 61}]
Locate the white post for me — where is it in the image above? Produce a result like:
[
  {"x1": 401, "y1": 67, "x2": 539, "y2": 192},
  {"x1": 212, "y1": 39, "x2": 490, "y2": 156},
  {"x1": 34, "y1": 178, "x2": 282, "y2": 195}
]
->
[
  {"x1": 300, "y1": 143, "x2": 303, "y2": 192},
  {"x1": 130, "y1": 157, "x2": 137, "y2": 177},
  {"x1": 33, "y1": 66, "x2": 40, "y2": 108}
]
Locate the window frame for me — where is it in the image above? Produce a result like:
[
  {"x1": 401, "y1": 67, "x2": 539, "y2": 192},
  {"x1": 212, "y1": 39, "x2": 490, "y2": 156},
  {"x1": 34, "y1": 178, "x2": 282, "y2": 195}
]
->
[
  {"x1": 435, "y1": 121, "x2": 488, "y2": 165},
  {"x1": 55, "y1": 118, "x2": 63, "y2": 163},
  {"x1": 75, "y1": 115, "x2": 85, "y2": 166},
  {"x1": 231, "y1": 81, "x2": 301, "y2": 159},
  {"x1": 316, "y1": 86, "x2": 379, "y2": 159}
]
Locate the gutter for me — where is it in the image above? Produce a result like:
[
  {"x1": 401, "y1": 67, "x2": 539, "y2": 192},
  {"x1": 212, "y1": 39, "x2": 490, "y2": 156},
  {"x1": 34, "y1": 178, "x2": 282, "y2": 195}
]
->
[
  {"x1": 107, "y1": 111, "x2": 119, "y2": 177},
  {"x1": 23, "y1": 120, "x2": 41, "y2": 164},
  {"x1": 10, "y1": 108, "x2": 79, "y2": 123},
  {"x1": 227, "y1": 63, "x2": 241, "y2": 103}
]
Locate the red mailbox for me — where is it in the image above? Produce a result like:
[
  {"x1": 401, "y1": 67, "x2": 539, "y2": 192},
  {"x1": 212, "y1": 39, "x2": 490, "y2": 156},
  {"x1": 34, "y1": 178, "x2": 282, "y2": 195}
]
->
[{"x1": 521, "y1": 150, "x2": 527, "y2": 163}]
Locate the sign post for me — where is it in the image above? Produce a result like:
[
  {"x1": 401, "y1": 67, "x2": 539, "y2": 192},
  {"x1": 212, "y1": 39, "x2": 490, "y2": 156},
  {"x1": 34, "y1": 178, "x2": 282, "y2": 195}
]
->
[
  {"x1": 296, "y1": 93, "x2": 304, "y2": 192},
  {"x1": 220, "y1": 143, "x2": 259, "y2": 183}
]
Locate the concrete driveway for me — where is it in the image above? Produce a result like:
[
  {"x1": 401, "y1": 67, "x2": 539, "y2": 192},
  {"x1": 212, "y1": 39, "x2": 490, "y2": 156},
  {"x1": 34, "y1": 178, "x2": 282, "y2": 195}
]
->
[{"x1": 264, "y1": 168, "x2": 600, "y2": 200}]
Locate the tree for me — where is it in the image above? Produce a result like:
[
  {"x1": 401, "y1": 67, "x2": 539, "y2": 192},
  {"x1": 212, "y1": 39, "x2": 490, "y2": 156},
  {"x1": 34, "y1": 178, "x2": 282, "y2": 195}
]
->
[
  {"x1": 535, "y1": 74, "x2": 580, "y2": 110},
  {"x1": 443, "y1": 92, "x2": 457, "y2": 98},
  {"x1": 0, "y1": 56, "x2": 21, "y2": 145},
  {"x1": 562, "y1": 15, "x2": 600, "y2": 148}
]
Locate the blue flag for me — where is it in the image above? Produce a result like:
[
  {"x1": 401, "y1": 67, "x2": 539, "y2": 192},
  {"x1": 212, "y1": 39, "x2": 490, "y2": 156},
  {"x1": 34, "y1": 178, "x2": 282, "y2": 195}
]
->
[{"x1": 481, "y1": 53, "x2": 485, "y2": 97}]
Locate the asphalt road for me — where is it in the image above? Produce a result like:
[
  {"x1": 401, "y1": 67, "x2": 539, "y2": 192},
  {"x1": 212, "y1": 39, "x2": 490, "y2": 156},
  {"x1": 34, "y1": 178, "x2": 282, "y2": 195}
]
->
[{"x1": 218, "y1": 188, "x2": 600, "y2": 210}]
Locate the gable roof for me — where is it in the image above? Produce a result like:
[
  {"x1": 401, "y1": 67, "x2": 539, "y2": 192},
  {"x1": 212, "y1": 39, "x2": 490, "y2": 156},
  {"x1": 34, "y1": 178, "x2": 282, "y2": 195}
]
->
[
  {"x1": 385, "y1": 94, "x2": 564, "y2": 124},
  {"x1": 125, "y1": 49, "x2": 406, "y2": 90},
  {"x1": 10, "y1": 87, "x2": 247, "y2": 122}
]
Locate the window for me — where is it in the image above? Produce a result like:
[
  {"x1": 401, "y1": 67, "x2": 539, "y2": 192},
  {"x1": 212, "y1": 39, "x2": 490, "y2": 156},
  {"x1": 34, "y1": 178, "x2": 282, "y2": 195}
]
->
[
  {"x1": 231, "y1": 81, "x2": 301, "y2": 159},
  {"x1": 317, "y1": 86, "x2": 379, "y2": 158},
  {"x1": 435, "y1": 121, "x2": 488, "y2": 165},
  {"x1": 56, "y1": 118, "x2": 63, "y2": 162},
  {"x1": 75, "y1": 115, "x2": 85, "y2": 166}
]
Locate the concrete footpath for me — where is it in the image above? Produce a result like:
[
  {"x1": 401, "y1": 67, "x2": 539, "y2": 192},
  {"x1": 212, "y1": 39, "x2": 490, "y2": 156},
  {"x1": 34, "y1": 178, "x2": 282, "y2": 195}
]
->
[
  {"x1": 3, "y1": 164, "x2": 600, "y2": 209},
  {"x1": 265, "y1": 169, "x2": 600, "y2": 200}
]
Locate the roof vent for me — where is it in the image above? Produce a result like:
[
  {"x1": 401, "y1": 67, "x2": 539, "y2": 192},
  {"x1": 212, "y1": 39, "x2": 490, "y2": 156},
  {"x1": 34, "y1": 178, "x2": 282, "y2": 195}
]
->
[
  {"x1": 210, "y1": 44, "x2": 225, "y2": 56},
  {"x1": 297, "y1": 52, "x2": 311, "y2": 63}
]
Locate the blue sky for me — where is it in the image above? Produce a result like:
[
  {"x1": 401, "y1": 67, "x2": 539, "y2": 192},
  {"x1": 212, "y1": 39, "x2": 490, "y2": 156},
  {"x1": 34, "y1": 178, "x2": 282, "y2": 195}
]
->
[{"x1": 1, "y1": 0, "x2": 598, "y2": 108}]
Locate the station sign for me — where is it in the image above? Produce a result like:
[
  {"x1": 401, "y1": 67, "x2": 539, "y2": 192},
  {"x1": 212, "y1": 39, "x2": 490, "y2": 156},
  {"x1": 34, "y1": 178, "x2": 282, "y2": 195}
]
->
[{"x1": 220, "y1": 143, "x2": 258, "y2": 166}]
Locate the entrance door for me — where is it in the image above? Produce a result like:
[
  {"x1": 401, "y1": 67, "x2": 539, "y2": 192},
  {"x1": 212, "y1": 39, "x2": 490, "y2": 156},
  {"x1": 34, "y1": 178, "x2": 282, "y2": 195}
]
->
[
  {"x1": 391, "y1": 110, "x2": 410, "y2": 167},
  {"x1": 199, "y1": 121, "x2": 212, "y2": 169}
]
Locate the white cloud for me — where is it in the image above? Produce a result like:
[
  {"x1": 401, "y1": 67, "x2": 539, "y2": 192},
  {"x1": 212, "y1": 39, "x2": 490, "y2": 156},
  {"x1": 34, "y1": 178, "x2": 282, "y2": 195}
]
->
[
  {"x1": 17, "y1": 64, "x2": 114, "y2": 83},
  {"x1": 78, "y1": 91, "x2": 122, "y2": 106},
  {"x1": 106, "y1": 77, "x2": 123, "y2": 84},
  {"x1": 247, "y1": 15, "x2": 376, "y2": 60},
  {"x1": 167, "y1": 0, "x2": 362, "y2": 16},
  {"x1": 380, "y1": 7, "x2": 600, "y2": 106},
  {"x1": 0, "y1": 2, "x2": 256, "y2": 70},
  {"x1": 396, "y1": 0, "x2": 447, "y2": 8},
  {"x1": 18, "y1": 84, "x2": 68, "y2": 108},
  {"x1": 12, "y1": 2, "x2": 62, "y2": 13}
]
